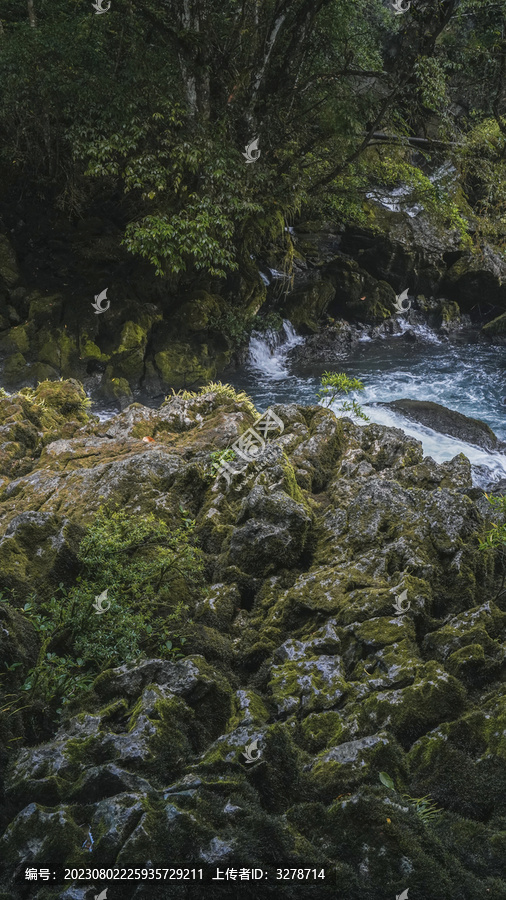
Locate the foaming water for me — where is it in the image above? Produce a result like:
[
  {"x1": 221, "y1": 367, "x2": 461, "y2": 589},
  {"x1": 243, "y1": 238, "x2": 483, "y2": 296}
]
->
[
  {"x1": 248, "y1": 321, "x2": 304, "y2": 380},
  {"x1": 232, "y1": 325, "x2": 506, "y2": 484}
]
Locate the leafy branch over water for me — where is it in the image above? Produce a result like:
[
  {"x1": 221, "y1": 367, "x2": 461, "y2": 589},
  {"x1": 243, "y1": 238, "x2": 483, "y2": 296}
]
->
[{"x1": 317, "y1": 372, "x2": 369, "y2": 422}]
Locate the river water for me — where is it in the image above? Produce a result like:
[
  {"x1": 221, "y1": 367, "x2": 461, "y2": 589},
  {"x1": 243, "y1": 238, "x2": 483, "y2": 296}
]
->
[{"x1": 230, "y1": 321, "x2": 506, "y2": 487}]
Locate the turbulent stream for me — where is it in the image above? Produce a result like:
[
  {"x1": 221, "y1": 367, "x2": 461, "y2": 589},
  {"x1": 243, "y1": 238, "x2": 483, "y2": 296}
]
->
[{"x1": 230, "y1": 321, "x2": 506, "y2": 488}]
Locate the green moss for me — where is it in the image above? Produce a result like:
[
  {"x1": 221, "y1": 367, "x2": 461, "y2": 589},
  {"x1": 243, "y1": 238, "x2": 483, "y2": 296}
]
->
[
  {"x1": 117, "y1": 320, "x2": 148, "y2": 352},
  {"x1": 176, "y1": 292, "x2": 223, "y2": 331},
  {"x1": 441, "y1": 300, "x2": 461, "y2": 324},
  {"x1": 3, "y1": 351, "x2": 27, "y2": 383},
  {"x1": 79, "y1": 334, "x2": 108, "y2": 361},
  {"x1": 59, "y1": 330, "x2": 79, "y2": 376},
  {"x1": 169, "y1": 381, "x2": 258, "y2": 418},
  {"x1": 309, "y1": 732, "x2": 405, "y2": 799},
  {"x1": 100, "y1": 371, "x2": 133, "y2": 404},
  {"x1": 298, "y1": 711, "x2": 344, "y2": 753},
  {"x1": 361, "y1": 661, "x2": 467, "y2": 743},
  {"x1": 32, "y1": 379, "x2": 92, "y2": 419},
  {"x1": 226, "y1": 690, "x2": 270, "y2": 731},
  {"x1": 36, "y1": 332, "x2": 61, "y2": 368},
  {"x1": 155, "y1": 343, "x2": 217, "y2": 387},
  {"x1": 446, "y1": 643, "x2": 487, "y2": 680},
  {"x1": 8, "y1": 325, "x2": 30, "y2": 354},
  {"x1": 282, "y1": 281, "x2": 336, "y2": 332}
]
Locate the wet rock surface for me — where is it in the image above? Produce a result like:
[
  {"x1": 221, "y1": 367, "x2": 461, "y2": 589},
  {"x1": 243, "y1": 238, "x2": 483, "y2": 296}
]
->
[
  {"x1": 380, "y1": 399, "x2": 506, "y2": 452},
  {"x1": 0, "y1": 381, "x2": 505, "y2": 899}
]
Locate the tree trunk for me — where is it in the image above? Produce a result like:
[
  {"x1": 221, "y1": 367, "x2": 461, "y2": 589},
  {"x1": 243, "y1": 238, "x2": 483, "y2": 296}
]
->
[{"x1": 27, "y1": 0, "x2": 36, "y2": 27}]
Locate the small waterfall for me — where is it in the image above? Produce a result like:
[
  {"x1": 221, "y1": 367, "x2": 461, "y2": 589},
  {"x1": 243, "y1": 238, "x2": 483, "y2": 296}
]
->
[{"x1": 248, "y1": 320, "x2": 303, "y2": 380}]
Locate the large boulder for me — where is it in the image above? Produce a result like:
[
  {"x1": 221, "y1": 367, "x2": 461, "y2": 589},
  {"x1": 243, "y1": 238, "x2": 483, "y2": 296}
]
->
[{"x1": 381, "y1": 399, "x2": 506, "y2": 452}]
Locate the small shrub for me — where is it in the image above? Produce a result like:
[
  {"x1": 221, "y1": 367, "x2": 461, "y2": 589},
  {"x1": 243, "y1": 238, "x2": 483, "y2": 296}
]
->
[
  {"x1": 206, "y1": 448, "x2": 237, "y2": 477},
  {"x1": 11, "y1": 506, "x2": 203, "y2": 716},
  {"x1": 479, "y1": 494, "x2": 506, "y2": 600},
  {"x1": 378, "y1": 772, "x2": 442, "y2": 825},
  {"x1": 317, "y1": 371, "x2": 369, "y2": 422}
]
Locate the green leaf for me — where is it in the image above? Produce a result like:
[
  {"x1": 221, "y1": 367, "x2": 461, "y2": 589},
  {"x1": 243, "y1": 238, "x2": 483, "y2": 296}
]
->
[{"x1": 379, "y1": 772, "x2": 395, "y2": 791}]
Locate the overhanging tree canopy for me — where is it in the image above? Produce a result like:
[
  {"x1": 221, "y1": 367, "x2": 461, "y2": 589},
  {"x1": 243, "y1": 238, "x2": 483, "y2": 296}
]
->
[{"x1": 0, "y1": 0, "x2": 504, "y2": 280}]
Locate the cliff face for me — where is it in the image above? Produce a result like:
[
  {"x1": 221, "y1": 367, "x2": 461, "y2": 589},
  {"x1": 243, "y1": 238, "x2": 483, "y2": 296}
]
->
[{"x1": 0, "y1": 381, "x2": 505, "y2": 899}]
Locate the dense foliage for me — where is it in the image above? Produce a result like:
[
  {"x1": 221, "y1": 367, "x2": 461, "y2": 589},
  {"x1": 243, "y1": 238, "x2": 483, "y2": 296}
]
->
[
  {"x1": 0, "y1": 506, "x2": 202, "y2": 731},
  {"x1": 0, "y1": 0, "x2": 504, "y2": 282}
]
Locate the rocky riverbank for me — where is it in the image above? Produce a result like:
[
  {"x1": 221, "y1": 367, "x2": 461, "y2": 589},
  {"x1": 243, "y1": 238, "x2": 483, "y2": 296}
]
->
[
  {"x1": 0, "y1": 380, "x2": 505, "y2": 899},
  {"x1": 1, "y1": 195, "x2": 505, "y2": 410}
]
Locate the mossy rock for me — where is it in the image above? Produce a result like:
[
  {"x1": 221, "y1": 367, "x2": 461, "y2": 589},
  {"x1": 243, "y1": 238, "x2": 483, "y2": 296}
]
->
[
  {"x1": 32, "y1": 379, "x2": 91, "y2": 419},
  {"x1": 308, "y1": 732, "x2": 405, "y2": 800},
  {"x1": 116, "y1": 320, "x2": 148, "y2": 352},
  {"x1": 28, "y1": 293, "x2": 64, "y2": 327},
  {"x1": 154, "y1": 343, "x2": 218, "y2": 388},
  {"x1": 0, "y1": 511, "x2": 83, "y2": 598},
  {"x1": 30, "y1": 362, "x2": 60, "y2": 383},
  {"x1": 226, "y1": 485, "x2": 312, "y2": 575},
  {"x1": 2, "y1": 352, "x2": 28, "y2": 384},
  {"x1": 0, "y1": 234, "x2": 20, "y2": 287},
  {"x1": 282, "y1": 280, "x2": 336, "y2": 333},
  {"x1": 360, "y1": 661, "x2": 467, "y2": 744},
  {"x1": 441, "y1": 299, "x2": 461, "y2": 324},
  {"x1": 297, "y1": 711, "x2": 344, "y2": 753},
  {"x1": 407, "y1": 706, "x2": 506, "y2": 821},
  {"x1": 441, "y1": 254, "x2": 506, "y2": 311},
  {"x1": 79, "y1": 333, "x2": 109, "y2": 362},
  {"x1": 175, "y1": 292, "x2": 223, "y2": 332},
  {"x1": 5, "y1": 325, "x2": 30, "y2": 354},
  {"x1": 99, "y1": 371, "x2": 134, "y2": 407},
  {"x1": 325, "y1": 257, "x2": 394, "y2": 324},
  {"x1": 109, "y1": 347, "x2": 145, "y2": 382},
  {"x1": 0, "y1": 803, "x2": 83, "y2": 869},
  {"x1": 35, "y1": 329, "x2": 62, "y2": 369},
  {"x1": 269, "y1": 653, "x2": 349, "y2": 716}
]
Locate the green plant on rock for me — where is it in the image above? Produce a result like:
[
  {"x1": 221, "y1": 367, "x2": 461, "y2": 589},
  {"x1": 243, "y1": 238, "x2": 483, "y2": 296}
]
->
[
  {"x1": 379, "y1": 772, "x2": 442, "y2": 825},
  {"x1": 479, "y1": 495, "x2": 506, "y2": 550},
  {"x1": 169, "y1": 381, "x2": 257, "y2": 417},
  {"x1": 206, "y1": 448, "x2": 237, "y2": 478},
  {"x1": 12, "y1": 507, "x2": 203, "y2": 716},
  {"x1": 402, "y1": 793, "x2": 442, "y2": 824},
  {"x1": 479, "y1": 494, "x2": 506, "y2": 600},
  {"x1": 317, "y1": 372, "x2": 369, "y2": 422}
]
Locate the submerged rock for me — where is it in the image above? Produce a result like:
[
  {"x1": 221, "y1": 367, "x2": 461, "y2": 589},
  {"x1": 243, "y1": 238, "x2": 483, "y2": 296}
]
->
[{"x1": 381, "y1": 399, "x2": 506, "y2": 452}]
